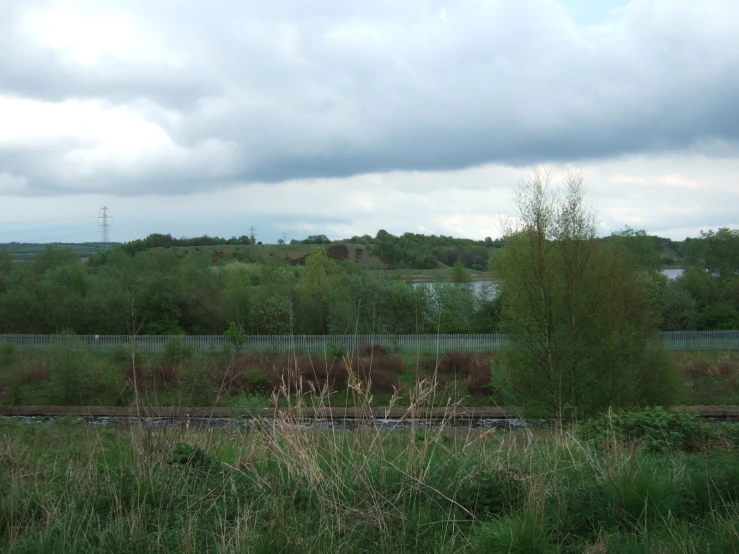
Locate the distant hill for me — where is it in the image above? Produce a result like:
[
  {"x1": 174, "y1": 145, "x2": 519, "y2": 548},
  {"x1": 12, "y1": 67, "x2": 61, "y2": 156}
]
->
[
  {"x1": 0, "y1": 242, "x2": 120, "y2": 261},
  {"x1": 76, "y1": 230, "x2": 686, "y2": 271},
  {"x1": 146, "y1": 243, "x2": 388, "y2": 269}
]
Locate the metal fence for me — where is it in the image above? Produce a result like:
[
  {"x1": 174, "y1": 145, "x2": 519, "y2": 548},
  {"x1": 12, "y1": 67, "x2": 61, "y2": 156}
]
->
[{"x1": 1, "y1": 331, "x2": 738, "y2": 354}]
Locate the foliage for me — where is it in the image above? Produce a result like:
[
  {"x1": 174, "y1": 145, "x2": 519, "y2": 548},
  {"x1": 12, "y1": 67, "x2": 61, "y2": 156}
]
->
[
  {"x1": 451, "y1": 259, "x2": 472, "y2": 283},
  {"x1": 48, "y1": 332, "x2": 97, "y2": 405},
  {"x1": 325, "y1": 342, "x2": 348, "y2": 358},
  {"x1": 0, "y1": 344, "x2": 15, "y2": 367},
  {"x1": 161, "y1": 338, "x2": 195, "y2": 365},
  {"x1": 1, "y1": 222, "x2": 736, "y2": 336},
  {"x1": 575, "y1": 406, "x2": 738, "y2": 453},
  {"x1": 169, "y1": 442, "x2": 219, "y2": 469},
  {"x1": 606, "y1": 226, "x2": 664, "y2": 271},
  {"x1": 118, "y1": 232, "x2": 253, "y2": 257},
  {"x1": 364, "y1": 229, "x2": 501, "y2": 270},
  {"x1": 494, "y1": 170, "x2": 680, "y2": 418},
  {"x1": 670, "y1": 228, "x2": 739, "y2": 331},
  {"x1": 224, "y1": 320, "x2": 246, "y2": 352},
  {"x1": 661, "y1": 285, "x2": 700, "y2": 330},
  {"x1": 683, "y1": 227, "x2": 739, "y2": 280},
  {"x1": 296, "y1": 234, "x2": 332, "y2": 244}
]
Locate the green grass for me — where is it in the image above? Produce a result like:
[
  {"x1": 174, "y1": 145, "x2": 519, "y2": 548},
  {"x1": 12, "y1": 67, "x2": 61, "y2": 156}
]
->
[
  {"x1": 368, "y1": 268, "x2": 492, "y2": 282},
  {"x1": 1, "y1": 242, "x2": 118, "y2": 261},
  {"x1": 1, "y1": 407, "x2": 738, "y2": 552}
]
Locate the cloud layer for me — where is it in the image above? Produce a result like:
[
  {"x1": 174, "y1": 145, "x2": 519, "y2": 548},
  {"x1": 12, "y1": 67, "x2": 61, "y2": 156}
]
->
[
  {"x1": 1, "y1": 1, "x2": 738, "y2": 244},
  {"x1": 1, "y1": 0, "x2": 738, "y2": 196}
]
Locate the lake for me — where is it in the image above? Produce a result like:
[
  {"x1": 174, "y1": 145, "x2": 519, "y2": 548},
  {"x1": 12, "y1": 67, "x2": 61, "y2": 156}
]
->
[{"x1": 414, "y1": 268, "x2": 685, "y2": 298}]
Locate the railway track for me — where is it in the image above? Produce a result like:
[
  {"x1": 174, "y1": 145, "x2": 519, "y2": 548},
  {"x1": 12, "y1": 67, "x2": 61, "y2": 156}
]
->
[{"x1": 1, "y1": 405, "x2": 737, "y2": 419}]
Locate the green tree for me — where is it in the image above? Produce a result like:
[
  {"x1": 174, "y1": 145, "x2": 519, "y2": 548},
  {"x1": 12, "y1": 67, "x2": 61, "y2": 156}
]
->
[
  {"x1": 493, "y1": 170, "x2": 680, "y2": 419},
  {"x1": 609, "y1": 226, "x2": 661, "y2": 271},
  {"x1": 0, "y1": 249, "x2": 11, "y2": 294},
  {"x1": 661, "y1": 284, "x2": 699, "y2": 331},
  {"x1": 451, "y1": 259, "x2": 472, "y2": 283},
  {"x1": 684, "y1": 228, "x2": 739, "y2": 281},
  {"x1": 299, "y1": 246, "x2": 338, "y2": 300}
]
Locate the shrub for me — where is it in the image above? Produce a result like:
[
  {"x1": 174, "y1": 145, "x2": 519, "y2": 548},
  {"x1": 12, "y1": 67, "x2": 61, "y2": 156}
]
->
[
  {"x1": 180, "y1": 368, "x2": 215, "y2": 406},
  {"x1": 325, "y1": 343, "x2": 347, "y2": 359},
  {"x1": 0, "y1": 343, "x2": 16, "y2": 367},
  {"x1": 224, "y1": 321, "x2": 246, "y2": 353},
  {"x1": 637, "y1": 346, "x2": 685, "y2": 407},
  {"x1": 110, "y1": 346, "x2": 129, "y2": 364},
  {"x1": 161, "y1": 338, "x2": 195, "y2": 365},
  {"x1": 362, "y1": 344, "x2": 388, "y2": 357},
  {"x1": 439, "y1": 351, "x2": 476, "y2": 375},
  {"x1": 576, "y1": 407, "x2": 731, "y2": 453},
  {"x1": 243, "y1": 368, "x2": 266, "y2": 391},
  {"x1": 169, "y1": 442, "x2": 218, "y2": 469},
  {"x1": 154, "y1": 364, "x2": 179, "y2": 384},
  {"x1": 420, "y1": 352, "x2": 493, "y2": 395},
  {"x1": 48, "y1": 333, "x2": 97, "y2": 405},
  {"x1": 297, "y1": 355, "x2": 347, "y2": 391},
  {"x1": 453, "y1": 469, "x2": 525, "y2": 517},
  {"x1": 466, "y1": 358, "x2": 493, "y2": 395},
  {"x1": 362, "y1": 369, "x2": 399, "y2": 393},
  {"x1": 124, "y1": 364, "x2": 148, "y2": 386}
]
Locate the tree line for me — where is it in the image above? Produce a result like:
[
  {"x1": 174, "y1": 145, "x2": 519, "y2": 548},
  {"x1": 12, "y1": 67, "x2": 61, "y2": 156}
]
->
[
  {"x1": 0, "y1": 244, "x2": 499, "y2": 335},
  {"x1": 0, "y1": 221, "x2": 736, "y2": 337}
]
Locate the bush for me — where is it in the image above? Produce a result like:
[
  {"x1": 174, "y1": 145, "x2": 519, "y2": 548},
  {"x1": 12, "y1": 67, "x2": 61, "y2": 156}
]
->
[
  {"x1": 325, "y1": 343, "x2": 347, "y2": 359},
  {"x1": 420, "y1": 352, "x2": 493, "y2": 395},
  {"x1": 453, "y1": 469, "x2": 524, "y2": 517},
  {"x1": 154, "y1": 364, "x2": 179, "y2": 384},
  {"x1": 576, "y1": 407, "x2": 732, "y2": 453},
  {"x1": 48, "y1": 334, "x2": 97, "y2": 405},
  {"x1": 0, "y1": 343, "x2": 16, "y2": 367},
  {"x1": 180, "y1": 368, "x2": 215, "y2": 406},
  {"x1": 170, "y1": 442, "x2": 218, "y2": 469},
  {"x1": 224, "y1": 321, "x2": 246, "y2": 353},
  {"x1": 362, "y1": 344, "x2": 388, "y2": 357},
  {"x1": 636, "y1": 346, "x2": 685, "y2": 407},
  {"x1": 161, "y1": 338, "x2": 195, "y2": 365},
  {"x1": 243, "y1": 368, "x2": 266, "y2": 391}
]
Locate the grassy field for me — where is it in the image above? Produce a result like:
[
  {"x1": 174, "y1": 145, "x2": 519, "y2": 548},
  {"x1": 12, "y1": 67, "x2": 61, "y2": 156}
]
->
[
  {"x1": 4, "y1": 240, "x2": 496, "y2": 280},
  {"x1": 1, "y1": 242, "x2": 120, "y2": 262},
  {"x1": 368, "y1": 268, "x2": 492, "y2": 282},
  {"x1": 1, "y1": 404, "x2": 738, "y2": 552},
  {"x1": 2, "y1": 341, "x2": 739, "y2": 409}
]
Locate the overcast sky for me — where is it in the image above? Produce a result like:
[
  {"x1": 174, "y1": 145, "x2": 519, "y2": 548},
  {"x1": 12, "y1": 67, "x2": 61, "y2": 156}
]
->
[{"x1": 1, "y1": 0, "x2": 738, "y2": 244}]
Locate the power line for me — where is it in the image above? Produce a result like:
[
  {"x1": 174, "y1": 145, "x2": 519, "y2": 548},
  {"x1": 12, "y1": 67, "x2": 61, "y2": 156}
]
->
[
  {"x1": 0, "y1": 215, "x2": 92, "y2": 225},
  {"x1": 98, "y1": 206, "x2": 112, "y2": 243}
]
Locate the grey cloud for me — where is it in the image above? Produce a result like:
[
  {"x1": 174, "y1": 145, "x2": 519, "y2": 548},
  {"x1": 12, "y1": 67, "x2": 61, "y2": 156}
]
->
[
  {"x1": 0, "y1": 3, "x2": 219, "y2": 109},
  {"x1": 2, "y1": 0, "x2": 739, "y2": 194}
]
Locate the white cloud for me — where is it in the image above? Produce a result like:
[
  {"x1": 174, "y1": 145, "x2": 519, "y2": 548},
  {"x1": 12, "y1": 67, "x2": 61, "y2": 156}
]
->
[{"x1": 0, "y1": 0, "x2": 738, "y2": 242}]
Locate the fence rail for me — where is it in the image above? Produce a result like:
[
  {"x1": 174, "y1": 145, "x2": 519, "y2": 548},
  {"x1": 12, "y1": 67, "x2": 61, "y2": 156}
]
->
[{"x1": 1, "y1": 331, "x2": 738, "y2": 354}]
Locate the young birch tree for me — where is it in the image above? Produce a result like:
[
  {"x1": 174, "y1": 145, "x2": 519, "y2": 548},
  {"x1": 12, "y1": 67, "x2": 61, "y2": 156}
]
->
[{"x1": 494, "y1": 169, "x2": 681, "y2": 419}]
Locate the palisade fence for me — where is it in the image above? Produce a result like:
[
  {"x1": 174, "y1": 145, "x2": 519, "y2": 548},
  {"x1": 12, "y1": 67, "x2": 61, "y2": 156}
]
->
[{"x1": 1, "y1": 331, "x2": 738, "y2": 354}]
